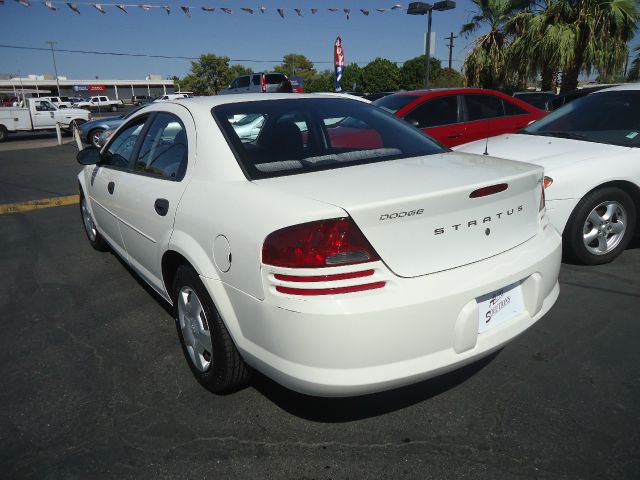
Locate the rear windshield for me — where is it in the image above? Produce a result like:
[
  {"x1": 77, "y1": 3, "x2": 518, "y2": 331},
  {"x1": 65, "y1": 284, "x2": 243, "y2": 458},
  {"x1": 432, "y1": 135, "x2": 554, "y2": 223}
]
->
[
  {"x1": 374, "y1": 94, "x2": 421, "y2": 113},
  {"x1": 213, "y1": 98, "x2": 445, "y2": 180},
  {"x1": 265, "y1": 73, "x2": 287, "y2": 85}
]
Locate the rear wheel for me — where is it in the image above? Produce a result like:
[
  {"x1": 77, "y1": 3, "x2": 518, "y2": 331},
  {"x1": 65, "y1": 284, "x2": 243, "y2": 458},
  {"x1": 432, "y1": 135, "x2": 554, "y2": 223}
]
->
[
  {"x1": 0, "y1": 125, "x2": 8, "y2": 142},
  {"x1": 563, "y1": 187, "x2": 636, "y2": 265},
  {"x1": 173, "y1": 265, "x2": 250, "y2": 394},
  {"x1": 80, "y1": 193, "x2": 109, "y2": 251},
  {"x1": 110, "y1": 104, "x2": 117, "y2": 112}
]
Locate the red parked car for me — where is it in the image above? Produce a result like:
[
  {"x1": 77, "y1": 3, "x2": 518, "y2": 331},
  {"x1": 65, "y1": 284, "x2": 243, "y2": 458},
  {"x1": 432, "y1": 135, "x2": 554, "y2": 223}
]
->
[{"x1": 374, "y1": 88, "x2": 546, "y2": 147}]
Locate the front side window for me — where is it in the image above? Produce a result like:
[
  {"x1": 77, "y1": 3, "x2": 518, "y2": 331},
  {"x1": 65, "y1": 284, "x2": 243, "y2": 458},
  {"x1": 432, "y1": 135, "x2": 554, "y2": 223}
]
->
[
  {"x1": 238, "y1": 76, "x2": 251, "y2": 88},
  {"x1": 252, "y1": 75, "x2": 261, "y2": 85},
  {"x1": 35, "y1": 101, "x2": 55, "y2": 111},
  {"x1": 102, "y1": 118, "x2": 146, "y2": 168},
  {"x1": 134, "y1": 113, "x2": 188, "y2": 180},
  {"x1": 213, "y1": 98, "x2": 445, "y2": 179},
  {"x1": 464, "y1": 94, "x2": 504, "y2": 121},
  {"x1": 405, "y1": 95, "x2": 459, "y2": 128},
  {"x1": 523, "y1": 90, "x2": 640, "y2": 147}
]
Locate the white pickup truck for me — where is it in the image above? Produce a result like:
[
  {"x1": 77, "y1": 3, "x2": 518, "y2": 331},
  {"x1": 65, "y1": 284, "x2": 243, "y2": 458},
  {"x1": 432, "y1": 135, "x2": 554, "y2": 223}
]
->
[
  {"x1": 0, "y1": 98, "x2": 91, "y2": 142},
  {"x1": 73, "y1": 95, "x2": 124, "y2": 112},
  {"x1": 41, "y1": 96, "x2": 74, "y2": 109}
]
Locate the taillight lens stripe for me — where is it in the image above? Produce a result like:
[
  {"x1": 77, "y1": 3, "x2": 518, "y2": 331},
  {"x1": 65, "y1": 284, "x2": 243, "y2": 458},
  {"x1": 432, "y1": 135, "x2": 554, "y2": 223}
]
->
[
  {"x1": 274, "y1": 269, "x2": 375, "y2": 283},
  {"x1": 276, "y1": 281, "x2": 386, "y2": 296},
  {"x1": 469, "y1": 183, "x2": 508, "y2": 198}
]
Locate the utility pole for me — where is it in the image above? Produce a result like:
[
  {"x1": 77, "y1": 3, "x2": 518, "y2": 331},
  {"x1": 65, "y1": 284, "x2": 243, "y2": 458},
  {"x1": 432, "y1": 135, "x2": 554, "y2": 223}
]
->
[
  {"x1": 444, "y1": 32, "x2": 457, "y2": 71},
  {"x1": 46, "y1": 41, "x2": 61, "y2": 96}
]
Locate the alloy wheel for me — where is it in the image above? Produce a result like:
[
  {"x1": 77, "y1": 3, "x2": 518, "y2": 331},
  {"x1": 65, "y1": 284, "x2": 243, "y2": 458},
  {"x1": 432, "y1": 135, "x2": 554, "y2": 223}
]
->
[{"x1": 582, "y1": 200, "x2": 627, "y2": 255}]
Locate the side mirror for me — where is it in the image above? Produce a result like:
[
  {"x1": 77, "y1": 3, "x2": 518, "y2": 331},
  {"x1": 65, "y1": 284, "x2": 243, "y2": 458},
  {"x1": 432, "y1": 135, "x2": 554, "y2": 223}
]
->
[
  {"x1": 77, "y1": 146, "x2": 101, "y2": 165},
  {"x1": 404, "y1": 116, "x2": 420, "y2": 128}
]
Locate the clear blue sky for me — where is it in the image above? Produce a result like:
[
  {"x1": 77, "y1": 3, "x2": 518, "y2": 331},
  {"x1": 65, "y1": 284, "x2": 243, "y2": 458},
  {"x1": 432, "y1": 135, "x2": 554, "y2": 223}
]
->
[{"x1": 0, "y1": 0, "x2": 636, "y2": 81}]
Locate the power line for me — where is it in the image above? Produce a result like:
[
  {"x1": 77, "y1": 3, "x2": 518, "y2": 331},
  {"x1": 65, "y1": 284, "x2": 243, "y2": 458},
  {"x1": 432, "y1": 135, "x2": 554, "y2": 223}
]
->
[{"x1": 0, "y1": 43, "x2": 455, "y2": 67}]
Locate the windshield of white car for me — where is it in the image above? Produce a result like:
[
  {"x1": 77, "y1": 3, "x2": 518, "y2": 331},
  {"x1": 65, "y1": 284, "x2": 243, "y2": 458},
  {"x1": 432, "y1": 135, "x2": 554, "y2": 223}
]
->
[
  {"x1": 213, "y1": 98, "x2": 446, "y2": 180},
  {"x1": 522, "y1": 90, "x2": 640, "y2": 147}
]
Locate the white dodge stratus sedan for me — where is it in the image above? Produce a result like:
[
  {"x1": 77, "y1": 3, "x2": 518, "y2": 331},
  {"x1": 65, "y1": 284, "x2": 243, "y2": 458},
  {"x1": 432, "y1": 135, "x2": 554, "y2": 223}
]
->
[{"x1": 77, "y1": 94, "x2": 561, "y2": 397}]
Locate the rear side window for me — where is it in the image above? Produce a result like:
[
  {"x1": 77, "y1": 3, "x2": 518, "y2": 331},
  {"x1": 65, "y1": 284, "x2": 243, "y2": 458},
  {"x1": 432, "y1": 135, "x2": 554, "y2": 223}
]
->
[
  {"x1": 405, "y1": 95, "x2": 459, "y2": 128},
  {"x1": 503, "y1": 99, "x2": 528, "y2": 115},
  {"x1": 464, "y1": 94, "x2": 504, "y2": 120},
  {"x1": 213, "y1": 98, "x2": 445, "y2": 180},
  {"x1": 265, "y1": 74, "x2": 286, "y2": 85},
  {"x1": 252, "y1": 75, "x2": 261, "y2": 85}
]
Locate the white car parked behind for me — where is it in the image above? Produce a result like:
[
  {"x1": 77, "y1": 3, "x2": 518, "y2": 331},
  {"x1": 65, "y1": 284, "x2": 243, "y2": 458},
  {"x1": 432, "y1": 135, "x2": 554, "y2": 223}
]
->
[
  {"x1": 455, "y1": 84, "x2": 640, "y2": 265},
  {"x1": 77, "y1": 94, "x2": 561, "y2": 397}
]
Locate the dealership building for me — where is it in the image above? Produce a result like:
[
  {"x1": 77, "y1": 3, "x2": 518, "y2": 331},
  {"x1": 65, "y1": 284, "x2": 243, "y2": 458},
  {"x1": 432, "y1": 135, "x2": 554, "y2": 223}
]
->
[{"x1": 0, "y1": 74, "x2": 176, "y2": 102}]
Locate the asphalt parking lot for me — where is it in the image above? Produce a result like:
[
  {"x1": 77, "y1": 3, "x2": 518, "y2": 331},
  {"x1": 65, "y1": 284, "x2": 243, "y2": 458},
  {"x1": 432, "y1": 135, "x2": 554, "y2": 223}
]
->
[{"x1": 1, "y1": 138, "x2": 639, "y2": 479}]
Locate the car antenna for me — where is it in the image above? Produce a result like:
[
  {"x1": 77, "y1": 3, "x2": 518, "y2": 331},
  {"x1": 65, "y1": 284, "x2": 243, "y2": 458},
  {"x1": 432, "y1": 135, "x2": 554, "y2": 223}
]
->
[{"x1": 483, "y1": 118, "x2": 490, "y2": 155}]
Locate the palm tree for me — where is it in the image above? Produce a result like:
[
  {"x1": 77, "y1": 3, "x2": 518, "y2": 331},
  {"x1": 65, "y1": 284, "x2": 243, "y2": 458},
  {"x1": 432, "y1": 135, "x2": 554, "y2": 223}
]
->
[
  {"x1": 508, "y1": 0, "x2": 638, "y2": 92},
  {"x1": 628, "y1": 47, "x2": 640, "y2": 81},
  {"x1": 461, "y1": 0, "x2": 531, "y2": 89}
]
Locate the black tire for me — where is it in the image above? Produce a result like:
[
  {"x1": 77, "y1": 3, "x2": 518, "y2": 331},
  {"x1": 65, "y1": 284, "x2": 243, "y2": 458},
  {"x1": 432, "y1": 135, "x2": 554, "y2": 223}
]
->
[
  {"x1": 79, "y1": 193, "x2": 109, "y2": 251},
  {"x1": 0, "y1": 125, "x2": 8, "y2": 142},
  {"x1": 172, "y1": 265, "x2": 250, "y2": 394},
  {"x1": 563, "y1": 187, "x2": 636, "y2": 265},
  {"x1": 88, "y1": 128, "x2": 105, "y2": 148}
]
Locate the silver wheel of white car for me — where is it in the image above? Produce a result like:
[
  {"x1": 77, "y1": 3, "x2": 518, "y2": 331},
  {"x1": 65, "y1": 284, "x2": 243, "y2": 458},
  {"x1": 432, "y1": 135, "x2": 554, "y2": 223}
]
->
[
  {"x1": 79, "y1": 193, "x2": 109, "y2": 251},
  {"x1": 564, "y1": 187, "x2": 636, "y2": 265},
  {"x1": 172, "y1": 265, "x2": 250, "y2": 393},
  {"x1": 177, "y1": 286, "x2": 213, "y2": 372},
  {"x1": 582, "y1": 201, "x2": 627, "y2": 256}
]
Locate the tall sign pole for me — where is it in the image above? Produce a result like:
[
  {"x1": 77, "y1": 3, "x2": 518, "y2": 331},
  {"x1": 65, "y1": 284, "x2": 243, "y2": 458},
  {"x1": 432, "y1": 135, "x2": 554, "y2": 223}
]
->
[
  {"x1": 334, "y1": 37, "x2": 345, "y2": 92},
  {"x1": 46, "y1": 41, "x2": 61, "y2": 96}
]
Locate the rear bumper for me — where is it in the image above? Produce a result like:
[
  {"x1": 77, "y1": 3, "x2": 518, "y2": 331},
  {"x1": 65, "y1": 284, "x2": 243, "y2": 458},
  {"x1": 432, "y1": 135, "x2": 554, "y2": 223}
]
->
[{"x1": 208, "y1": 225, "x2": 562, "y2": 397}]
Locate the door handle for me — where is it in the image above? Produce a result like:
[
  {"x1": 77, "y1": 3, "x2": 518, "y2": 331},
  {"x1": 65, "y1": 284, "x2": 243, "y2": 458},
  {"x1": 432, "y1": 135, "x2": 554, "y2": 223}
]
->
[
  {"x1": 154, "y1": 198, "x2": 169, "y2": 216},
  {"x1": 107, "y1": 181, "x2": 115, "y2": 194}
]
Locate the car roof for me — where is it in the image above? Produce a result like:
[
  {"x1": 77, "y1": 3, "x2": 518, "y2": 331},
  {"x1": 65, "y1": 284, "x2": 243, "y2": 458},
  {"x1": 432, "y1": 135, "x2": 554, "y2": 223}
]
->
[
  {"x1": 156, "y1": 93, "x2": 371, "y2": 112},
  {"x1": 391, "y1": 87, "x2": 503, "y2": 96},
  {"x1": 592, "y1": 83, "x2": 640, "y2": 93}
]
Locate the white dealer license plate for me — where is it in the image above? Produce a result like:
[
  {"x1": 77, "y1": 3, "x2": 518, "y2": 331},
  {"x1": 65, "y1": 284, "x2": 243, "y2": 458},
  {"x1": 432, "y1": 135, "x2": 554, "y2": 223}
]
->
[{"x1": 477, "y1": 282, "x2": 525, "y2": 333}]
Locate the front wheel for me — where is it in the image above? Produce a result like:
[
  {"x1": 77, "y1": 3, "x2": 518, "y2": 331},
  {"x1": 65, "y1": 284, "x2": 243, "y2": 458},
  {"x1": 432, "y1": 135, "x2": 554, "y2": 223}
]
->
[
  {"x1": 173, "y1": 265, "x2": 250, "y2": 394},
  {"x1": 80, "y1": 193, "x2": 109, "y2": 251},
  {"x1": 110, "y1": 105, "x2": 117, "y2": 112},
  {"x1": 563, "y1": 187, "x2": 636, "y2": 265}
]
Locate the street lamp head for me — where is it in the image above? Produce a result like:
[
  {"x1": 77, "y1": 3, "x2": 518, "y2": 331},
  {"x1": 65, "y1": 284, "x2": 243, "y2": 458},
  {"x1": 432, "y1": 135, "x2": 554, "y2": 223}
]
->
[
  {"x1": 407, "y1": 2, "x2": 433, "y2": 15},
  {"x1": 433, "y1": 0, "x2": 455, "y2": 11}
]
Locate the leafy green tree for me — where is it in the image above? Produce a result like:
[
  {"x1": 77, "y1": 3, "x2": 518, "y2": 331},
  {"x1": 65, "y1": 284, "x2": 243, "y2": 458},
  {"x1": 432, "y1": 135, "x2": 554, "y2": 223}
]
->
[
  {"x1": 361, "y1": 58, "x2": 401, "y2": 92},
  {"x1": 180, "y1": 54, "x2": 252, "y2": 95},
  {"x1": 461, "y1": 0, "x2": 530, "y2": 89},
  {"x1": 305, "y1": 70, "x2": 335, "y2": 92},
  {"x1": 341, "y1": 63, "x2": 365, "y2": 91},
  {"x1": 400, "y1": 55, "x2": 443, "y2": 90},
  {"x1": 432, "y1": 68, "x2": 465, "y2": 87},
  {"x1": 274, "y1": 54, "x2": 317, "y2": 82}
]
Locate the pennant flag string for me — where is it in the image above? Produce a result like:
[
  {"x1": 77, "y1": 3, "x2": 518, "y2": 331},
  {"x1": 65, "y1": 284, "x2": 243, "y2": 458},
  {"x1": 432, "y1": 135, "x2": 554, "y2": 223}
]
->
[{"x1": 6, "y1": 2, "x2": 410, "y2": 17}]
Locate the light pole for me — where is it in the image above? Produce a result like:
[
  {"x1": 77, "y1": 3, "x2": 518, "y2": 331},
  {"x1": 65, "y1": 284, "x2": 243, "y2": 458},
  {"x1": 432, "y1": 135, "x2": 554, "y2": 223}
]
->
[
  {"x1": 46, "y1": 41, "x2": 61, "y2": 96},
  {"x1": 407, "y1": 1, "x2": 456, "y2": 89}
]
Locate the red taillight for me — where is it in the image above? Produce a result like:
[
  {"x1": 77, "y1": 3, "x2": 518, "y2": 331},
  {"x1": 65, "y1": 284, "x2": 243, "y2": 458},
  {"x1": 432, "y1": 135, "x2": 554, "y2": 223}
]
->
[
  {"x1": 543, "y1": 176, "x2": 553, "y2": 189},
  {"x1": 274, "y1": 269, "x2": 375, "y2": 282},
  {"x1": 262, "y1": 218, "x2": 380, "y2": 268},
  {"x1": 469, "y1": 183, "x2": 508, "y2": 198},
  {"x1": 261, "y1": 74, "x2": 267, "y2": 93}
]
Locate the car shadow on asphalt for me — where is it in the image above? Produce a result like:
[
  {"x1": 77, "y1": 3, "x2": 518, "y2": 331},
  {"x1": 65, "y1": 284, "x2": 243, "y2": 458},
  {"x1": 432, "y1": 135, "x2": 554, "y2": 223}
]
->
[{"x1": 250, "y1": 352, "x2": 501, "y2": 422}]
